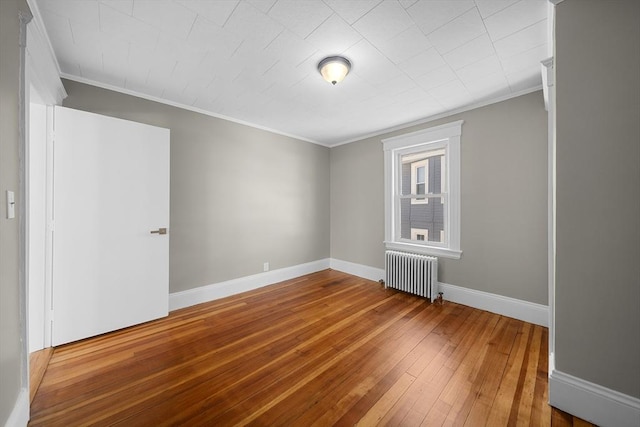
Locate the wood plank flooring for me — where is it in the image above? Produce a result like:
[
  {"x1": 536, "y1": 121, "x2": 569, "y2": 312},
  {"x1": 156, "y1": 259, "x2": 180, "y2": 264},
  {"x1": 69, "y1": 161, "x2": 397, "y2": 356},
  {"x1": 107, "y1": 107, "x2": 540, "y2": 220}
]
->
[{"x1": 30, "y1": 269, "x2": 573, "y2": 426}]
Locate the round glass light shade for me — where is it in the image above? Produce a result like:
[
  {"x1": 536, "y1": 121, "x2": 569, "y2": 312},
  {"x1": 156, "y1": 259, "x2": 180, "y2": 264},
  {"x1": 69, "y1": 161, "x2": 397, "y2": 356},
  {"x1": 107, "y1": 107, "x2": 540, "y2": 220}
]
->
[{"x1": 318, "y1": 56, "x2": 351, "y2": 85}]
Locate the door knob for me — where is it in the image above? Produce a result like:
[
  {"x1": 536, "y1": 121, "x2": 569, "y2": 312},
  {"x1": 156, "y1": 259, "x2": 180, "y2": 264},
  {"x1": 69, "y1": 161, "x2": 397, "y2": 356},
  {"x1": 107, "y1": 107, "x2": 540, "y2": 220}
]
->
[{"x1": 150, "y1": 228, "x2": 167, "y2": 235}]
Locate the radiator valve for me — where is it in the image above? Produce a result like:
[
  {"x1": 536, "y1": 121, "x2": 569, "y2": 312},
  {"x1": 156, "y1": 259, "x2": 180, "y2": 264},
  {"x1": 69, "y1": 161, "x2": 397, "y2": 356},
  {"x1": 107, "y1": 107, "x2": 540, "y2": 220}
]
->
[
  {"x1": 435, "y1": 292, "x2": 444, "y2": 305},
  {"x1": 378, "y1": 279, "x2": 385, "y2": 286}
]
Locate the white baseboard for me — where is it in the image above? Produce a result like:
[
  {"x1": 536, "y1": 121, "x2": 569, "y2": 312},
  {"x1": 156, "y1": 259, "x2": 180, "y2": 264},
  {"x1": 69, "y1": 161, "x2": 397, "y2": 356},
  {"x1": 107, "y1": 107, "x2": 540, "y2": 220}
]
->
[
  {"x1": 438, "y1": 282, "x2": 549, "y2": 327},
  {"x1": 549, "y1": 369, "x2": 640, "y2": 427},
  {"x1": 5, "y1": 388, "x2": 29, "y2": 427},
  {"x1": 169, "y1": 259, "x2": 330, "y2": 311},
  {"x1": 329, "y1": 258, "x2": 385, "y2": 282},
  {"x1": 328, "y1": 259, "x2": 548, "y2": 327}
]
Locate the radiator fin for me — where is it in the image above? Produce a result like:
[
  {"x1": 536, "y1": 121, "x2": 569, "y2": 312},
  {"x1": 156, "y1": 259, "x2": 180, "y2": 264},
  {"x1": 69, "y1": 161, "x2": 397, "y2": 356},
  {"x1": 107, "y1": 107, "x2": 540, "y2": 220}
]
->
[{"x1": 385, "y1": 251, "x2": 438, "y2": 301}]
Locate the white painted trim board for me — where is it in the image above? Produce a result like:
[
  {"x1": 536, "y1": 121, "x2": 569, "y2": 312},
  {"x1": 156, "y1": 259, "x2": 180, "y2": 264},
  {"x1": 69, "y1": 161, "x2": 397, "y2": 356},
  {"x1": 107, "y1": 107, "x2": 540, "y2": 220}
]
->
[
  {"x1": 5, "y1": 388, "x2": 29, "y2": 427},
  {"x1": 549, "y1": 369, "x2": 640, "y2": 427},
  {"x1": 437, "y1": 282, "x2": 549, "y2": 327},
  {"x1": 329, "y1": 258, "x2": 385, "y2": 283},
  {"x1": 169, "y1": 259, "x2": 330, "y2": 311},
  {"x1": 170, "y1": 256, "x2": 548, "y2": 327},
  {"x1": 329, "y1": 258, "x2": 549, "y2": 327}
]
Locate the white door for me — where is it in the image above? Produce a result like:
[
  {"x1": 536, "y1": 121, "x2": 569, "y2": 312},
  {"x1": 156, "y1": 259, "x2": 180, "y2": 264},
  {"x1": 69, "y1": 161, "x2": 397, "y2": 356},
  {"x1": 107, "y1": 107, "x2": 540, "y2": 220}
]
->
[{"x1": 52, "y1": 106, "x2": 170, "y2": 346}]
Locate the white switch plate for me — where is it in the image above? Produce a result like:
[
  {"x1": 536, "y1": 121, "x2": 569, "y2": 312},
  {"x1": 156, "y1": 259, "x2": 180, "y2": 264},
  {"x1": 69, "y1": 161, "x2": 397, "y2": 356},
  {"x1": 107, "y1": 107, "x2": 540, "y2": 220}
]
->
[
  {"x1": 6, "y1": 191, "x2": 15, "y2": 219},
  {"x1": 263, "y1": 262, "x2": 269, "y2": 272}
]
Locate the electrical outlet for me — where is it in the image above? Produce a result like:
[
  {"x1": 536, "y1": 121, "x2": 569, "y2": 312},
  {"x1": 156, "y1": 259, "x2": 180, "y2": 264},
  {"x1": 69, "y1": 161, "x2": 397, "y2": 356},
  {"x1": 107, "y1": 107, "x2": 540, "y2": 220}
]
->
[{"x1": 263, "y1": 262, "x2": 269, "y2": 272}]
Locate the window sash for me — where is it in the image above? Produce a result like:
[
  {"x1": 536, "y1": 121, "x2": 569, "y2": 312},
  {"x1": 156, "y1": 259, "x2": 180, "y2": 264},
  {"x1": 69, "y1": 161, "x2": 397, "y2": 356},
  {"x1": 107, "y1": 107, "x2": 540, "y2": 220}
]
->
[
  {"x1": 395, "y1": 193, "x2": 449, "y2": 248},
  {"x1": 382, "y1": 120, "x2": 463, "y2": 259}
]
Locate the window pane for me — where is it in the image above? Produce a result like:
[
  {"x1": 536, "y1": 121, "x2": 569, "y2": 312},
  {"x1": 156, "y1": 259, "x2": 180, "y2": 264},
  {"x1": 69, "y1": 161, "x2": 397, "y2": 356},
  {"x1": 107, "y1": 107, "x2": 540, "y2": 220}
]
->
[
  {"x1": 401, "y1": 197, "x2": 445, "y2": 243},
  {"x1": 402, "y1": 149, "x2": 446, "y2": 197}
]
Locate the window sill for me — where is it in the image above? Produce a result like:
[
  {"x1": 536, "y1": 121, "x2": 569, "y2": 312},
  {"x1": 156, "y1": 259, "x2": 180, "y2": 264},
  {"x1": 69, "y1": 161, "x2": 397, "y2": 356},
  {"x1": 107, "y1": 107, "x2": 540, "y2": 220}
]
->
[{"x1": 384, "y1": 241, "x2": 462, "y2": 260}]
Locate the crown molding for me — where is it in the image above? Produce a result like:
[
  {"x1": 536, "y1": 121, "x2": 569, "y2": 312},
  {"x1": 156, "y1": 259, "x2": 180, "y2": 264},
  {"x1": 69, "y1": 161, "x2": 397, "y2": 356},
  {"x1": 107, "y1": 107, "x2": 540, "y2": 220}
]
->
[{"x1": 329, "y1": 85, "x2": 543, "y2": 148}]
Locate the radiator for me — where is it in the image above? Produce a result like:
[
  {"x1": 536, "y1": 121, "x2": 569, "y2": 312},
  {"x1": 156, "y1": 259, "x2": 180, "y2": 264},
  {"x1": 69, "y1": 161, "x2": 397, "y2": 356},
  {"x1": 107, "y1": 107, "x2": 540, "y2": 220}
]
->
[{"x1": 385, "y1": 251, "x2": 438, "y2": 301}]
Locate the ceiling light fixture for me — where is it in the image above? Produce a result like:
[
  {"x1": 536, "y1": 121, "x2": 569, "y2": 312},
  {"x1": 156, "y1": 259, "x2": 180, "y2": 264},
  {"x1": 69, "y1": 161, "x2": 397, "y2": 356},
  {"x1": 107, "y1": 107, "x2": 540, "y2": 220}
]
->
[{"x1": 318, "y1": 56, "x2": 351, "y2": 85}]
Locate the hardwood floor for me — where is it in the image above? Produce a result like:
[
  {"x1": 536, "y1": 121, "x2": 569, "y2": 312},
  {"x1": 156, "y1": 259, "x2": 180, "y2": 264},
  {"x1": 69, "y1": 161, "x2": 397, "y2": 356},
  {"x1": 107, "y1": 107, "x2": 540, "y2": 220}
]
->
[
  {"x1": 29, "y1": 347, "x2": 53, "y2": 403},
  {"x1": 29, "y1": 269, "x2": 585, "y2": 426}
]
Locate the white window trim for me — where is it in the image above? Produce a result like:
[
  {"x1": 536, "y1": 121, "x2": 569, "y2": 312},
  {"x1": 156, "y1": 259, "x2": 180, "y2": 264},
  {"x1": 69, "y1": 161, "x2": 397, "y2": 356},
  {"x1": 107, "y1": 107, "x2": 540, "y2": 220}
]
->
[{"x1": 383, "y1": 120, "x2": 463, "y2": 260}]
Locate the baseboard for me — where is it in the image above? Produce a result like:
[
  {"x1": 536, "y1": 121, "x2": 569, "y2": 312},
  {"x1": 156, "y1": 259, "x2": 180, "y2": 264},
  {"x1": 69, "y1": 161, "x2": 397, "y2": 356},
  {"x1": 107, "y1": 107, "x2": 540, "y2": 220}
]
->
[
  {"x1": 549, "y1": 369, "x2": 640, "y2": 427},
  {"x1": 437, "y1": 282, "x2": 549, "y2": 327},
  {"x1": 5, "y1": 387, "x2": 29, "y2": 427},
  {"x1": 169, "y1": 259, "x2": 330, "y2": 311},
  {"x1": 329, "y1": 258, "x2": 385, "y2": 282},
  {"x1": 328, "y1": 259, "x2": 548, "y2": 327}
]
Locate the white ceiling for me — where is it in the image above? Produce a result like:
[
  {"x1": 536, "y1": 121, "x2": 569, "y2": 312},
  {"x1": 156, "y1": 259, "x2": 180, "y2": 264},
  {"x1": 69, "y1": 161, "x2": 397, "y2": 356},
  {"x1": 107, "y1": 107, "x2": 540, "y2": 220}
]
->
[{"x1": 34, "y1": 0, "x2": 550, "y2": 146}]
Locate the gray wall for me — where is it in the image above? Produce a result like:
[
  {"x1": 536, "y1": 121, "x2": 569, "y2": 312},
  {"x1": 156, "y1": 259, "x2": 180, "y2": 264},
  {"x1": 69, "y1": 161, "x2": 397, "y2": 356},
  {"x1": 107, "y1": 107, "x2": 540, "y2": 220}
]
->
[
  {"x1": 62, "y1": 80, "x2": 330, "y2": 293},
  {"x1": 555, "y1": 0, "x2": 640, "y2": 398},
  {"x1": 331, "y1": 91, "x2": 548, "y2": 305},
  {"x1": 0, "y1": 0, "x2": 27, "y2": 423}
]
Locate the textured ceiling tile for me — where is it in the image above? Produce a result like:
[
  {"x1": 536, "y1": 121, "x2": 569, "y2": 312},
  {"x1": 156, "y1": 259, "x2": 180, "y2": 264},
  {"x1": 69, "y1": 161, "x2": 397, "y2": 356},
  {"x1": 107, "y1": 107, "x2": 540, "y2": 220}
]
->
[
  {"x1": 39, "y1": 10, "x2": 74, "y2": 47},
  {"x1": 69, "y1": 20, "x2": 129, "y2": 57},
  {"x1": 474, "y1": 0, "x2": 519, "y2": 19},
  {"x1": 123, "y1": 56, "x2": 151, "y2": 88},
  {"x1": 156, "y1": 32, "x2": 207, "y2": 65},
  {"x1": 146, "y1": 57, "x2": 177, "y2": 89},
  {"x1": 352, "y1": 0, "x2": 414, "y2": 45},
  {"x1": 344, "y1": 39, "x2": 402, "y2": 86},
  {"x1": 398, "y1": 48, "x2": 447, "y2": 79},
  {"x1": 455, "y1": 54, "x2": 503, "y2": 83},
  {"x1": 52, "y1": 37, "x2": 102, "y2": 72},
  {"x1": 443, "y1": 33, "x2": 495, "y2": 70},
  {"x1": 413, "y1": 65, "x2": 458, "y2": 91},
  {"x1": 229, "y1": 40, "x2": 279, "y2": 74},
  {"x1": 375, "y1": 25, "x2": 432, "y2": 64},
  {"x1": 323, "y1": 0, "x2": 382, "y2": 25},
  {"x1": 268, "y1": 0, "x2": 333, "y2": 39},
  {"x1": 427, "y1": 7, "x2": 486, "y2": 54},
  {"x1": 99, "y1": 3, "x2": 159, "y2": 48},
  {"x1": 484, "y1": 0, "x2": 547, "y2": 41},
  {"x1": 175, "y1": 0, "x2": 240, "y2": 27},
  {"x1": 506, "y1": 67, "x2": 542, "y2": 92},
  {"x1": 132, "y1": 0, "x2": 197, "y2": 41},
  {"x1": 34, "y1": 0, "x2": 551, "y2": 145},
  {"x1": 434, "y1": 82, "x2": 473, "y2": 109},
  {"x1": 171, "y1": 52, "x2": 208, "y2": 85},
  {"x1": 493, "y1": 19, "x2": 547, "y2": 59},
  {"x1": 398, "y1": 0, "x2": 419, "y2": 9},
  {"x1": 81, "y1": 66, "x2": 125, "y2": 87},
  {"x1": 305, "y1": 14, "x2": 362, "y2": 54},
  {"x1": 100, "y1": 0, "x2": 133, "y2": 16},
  {"x1": 245, "y1": 0, "x2": 278, "y2": 14},
  {"x1": 500, "y1": 43, "x2": 547, "y2": 75},
  {"x1": 463, "y1": 70, "x2": 509, "y2": 93},
  {"x1": 391, "y1": 86, "x2": 429, "y2": 105},
  {"x1": 407, "y1": 0, "x2": 475, "y2": 35},
  {"x1": 124, "y1": 78, "x2": 164, "y2": 98},
  {"x1": 38, "y1": 0, "x2": 100, "y2": 27},
  {"x1": 429, "y1": 79, "x2": 469, "y2": 99},
  {"x1": 264, "y1": 30, "x2": 317, "y2": 66},
  {"x1": 224, "y1": 2, "x2": 283, "y2": 48},
  {"x1": 186, "y1": 16, "x2": 243, "y2": 57},
  {"x1": 161, "y1": 82, "x2": 198, "y2": 107},
  {"x1": 368, "y1": 73, "x2": 416, "y2": 100},
  {"x1": 460, "y1": 67, "x2": 506, "y2": 88}
]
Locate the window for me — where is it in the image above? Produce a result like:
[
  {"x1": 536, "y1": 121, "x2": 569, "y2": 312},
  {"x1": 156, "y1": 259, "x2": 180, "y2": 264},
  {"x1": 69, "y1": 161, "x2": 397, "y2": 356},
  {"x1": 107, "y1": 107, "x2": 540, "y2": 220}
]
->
[{"x1": 383, "y1": 120, "x2": 463, "y2": 259}]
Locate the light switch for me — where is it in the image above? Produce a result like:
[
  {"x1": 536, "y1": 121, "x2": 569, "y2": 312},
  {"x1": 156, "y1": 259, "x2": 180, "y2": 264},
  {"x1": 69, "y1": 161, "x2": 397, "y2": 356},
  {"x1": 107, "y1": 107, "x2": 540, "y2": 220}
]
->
[{"x1": 6, "y1": 191, "x2": 15, "y2": 219}]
